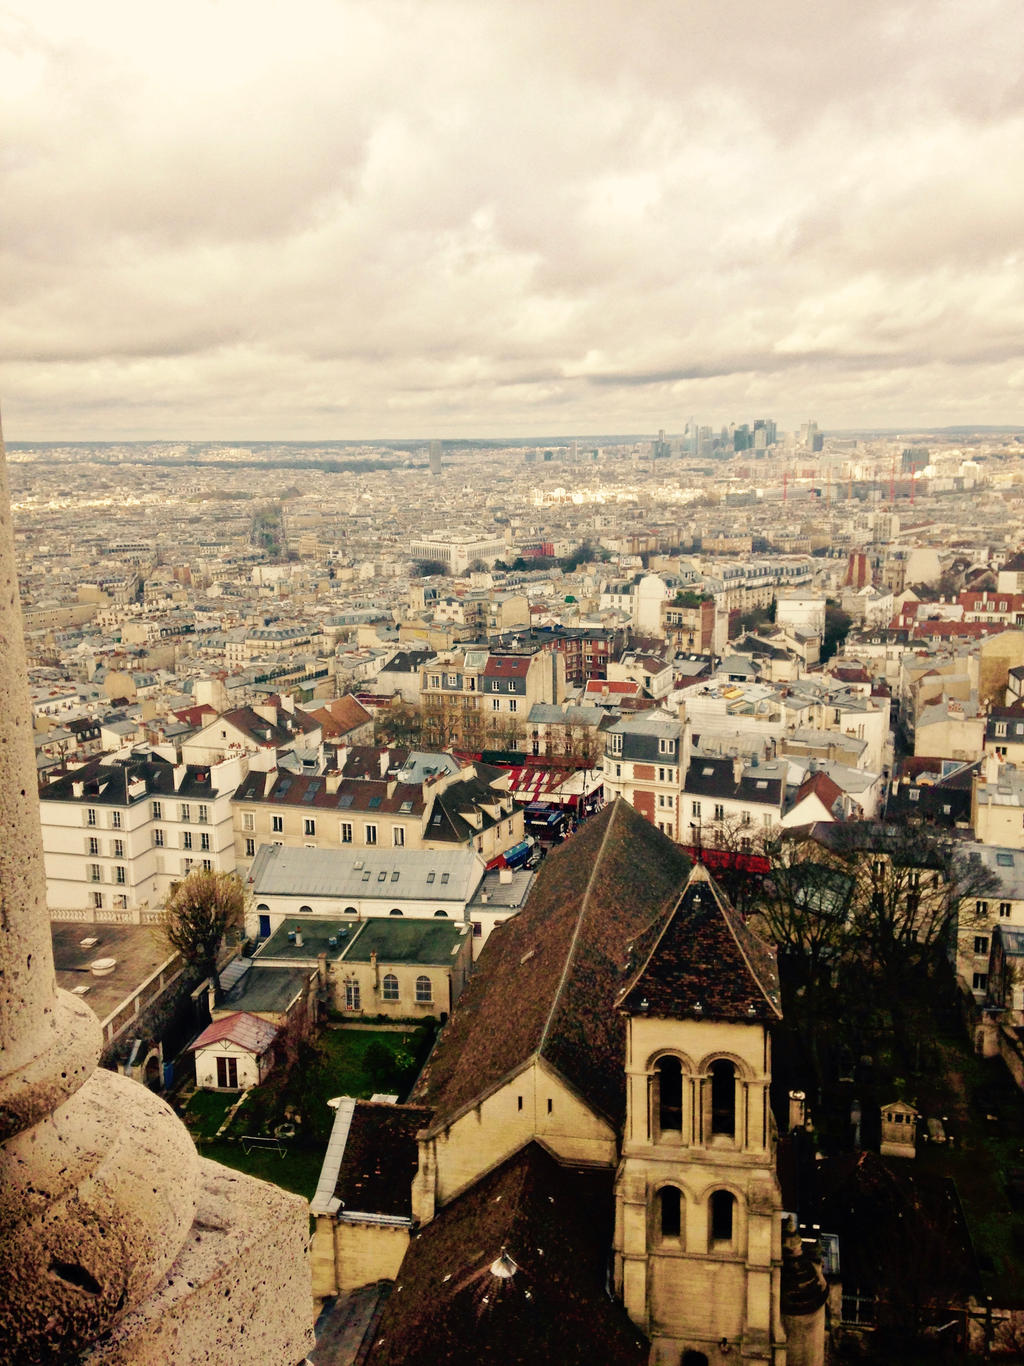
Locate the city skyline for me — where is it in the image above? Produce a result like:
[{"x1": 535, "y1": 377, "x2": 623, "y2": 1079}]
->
[{"x1": 3, "y1": 0, "x2": 1023, "y2": 441}]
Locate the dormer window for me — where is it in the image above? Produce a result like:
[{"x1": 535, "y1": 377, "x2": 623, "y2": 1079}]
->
[{"x1": 610, "y1": 734, "x2": 623, "y2": 755}]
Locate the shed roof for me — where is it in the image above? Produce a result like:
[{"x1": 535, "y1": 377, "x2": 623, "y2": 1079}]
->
[{"x1": 189, "y1": 1011, "x2": 279, "y2": 1055}]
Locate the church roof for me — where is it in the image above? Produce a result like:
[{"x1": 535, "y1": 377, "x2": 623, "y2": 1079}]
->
[
  {"x1": 361, "y1": 1142, "x2": 649, "y2": 1366},
  {"x1": 412, "y1": 799, "x2": 691, "y2": 1131},
  {"x1": 617, "y1": 862, "x2": 782, "y2": 1022}
]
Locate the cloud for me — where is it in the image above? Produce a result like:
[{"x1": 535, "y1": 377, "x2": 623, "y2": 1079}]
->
[{"x1": 2, "y1": 0, "x2": 1023, "y2": 437}]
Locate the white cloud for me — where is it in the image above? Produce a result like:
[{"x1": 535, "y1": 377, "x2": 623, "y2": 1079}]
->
[{"x1": 2, "y1": 0, "x2": 1023, "y2": 438}]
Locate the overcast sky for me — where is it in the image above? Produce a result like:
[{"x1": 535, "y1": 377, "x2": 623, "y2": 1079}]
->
[{"x1": 2, "y1": 0, "x2": 1023, "y2": 441}]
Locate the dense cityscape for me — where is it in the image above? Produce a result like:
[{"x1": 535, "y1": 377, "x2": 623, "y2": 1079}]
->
[
  {"x1": 4, "y1": 420, "x2": 1024, "y2": 1362},
  {"x1": 4, "y1": 0, "x2": 1024, "y2": 1362}
]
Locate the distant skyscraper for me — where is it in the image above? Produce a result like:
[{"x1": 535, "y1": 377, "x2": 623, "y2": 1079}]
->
[{"x1": 429, "y1": 440, "x2": 443, "y2": 476}]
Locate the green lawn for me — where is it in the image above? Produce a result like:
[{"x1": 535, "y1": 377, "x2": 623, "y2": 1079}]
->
[
  {"x1": 316, "y1": 1026, "x2": 421, "y2": 1100},
  {"x1": 200, "y1": 1139, "x2": 326, "y2": 1202},
  {"x1": 183, "y1": 1025, "x2": 431, "y2": 1204},
  {"x1": 182, "y1": 1087, "x2": 238, "y2": 1141}
]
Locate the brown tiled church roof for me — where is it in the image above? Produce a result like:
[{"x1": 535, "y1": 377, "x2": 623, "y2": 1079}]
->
[
  {"x1": 412, "y1": 799, "x2": 691, "y2": 1131},
  {"x1": 333, "y1": 1101, "x2": 433, "y2": 1218},
  {"x1": 617, "y1": 862, "x2": 782, "y2": 1022},
  {"x1": 360, "y1": 1142, "x2": 649, "y2": 1366}
]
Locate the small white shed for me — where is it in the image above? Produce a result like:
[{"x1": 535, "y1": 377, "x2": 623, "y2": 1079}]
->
[{"x1": 189, "y1": 1011, "x2": 280, "y2": 1091}]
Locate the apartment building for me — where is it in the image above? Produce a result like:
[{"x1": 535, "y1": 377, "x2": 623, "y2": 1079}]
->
[
  {"x1": 420, "y1": 645, "x2": 566, "y2": 749},
  {"x1": 952, "y1": 843, "x2": 1024, "y2": 1004},
  {"x1": 601, "y1": 712, "x2": 689, "y2": 839},
  {"x1": 180, "y1": 699, "x2": 321, "y2": 766},
  {"x1": 232, "y1": 756, "x2": 522, "y2": 869},
  {"x1": 40, "y1": 754, "x2": 243, "y2": 915},
  {"x1": 683, "y1": 755, "x2": 788, "y2": 848}
]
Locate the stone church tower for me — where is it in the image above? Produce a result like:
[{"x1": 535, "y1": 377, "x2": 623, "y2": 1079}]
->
[{"x1": 613, "y1": 862, "x2": 787, "y2": 1366}]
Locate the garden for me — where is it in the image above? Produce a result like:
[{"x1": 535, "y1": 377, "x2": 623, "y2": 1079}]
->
[{"x1": 179, "y1": 1021, "x2": 434, "y2": 1201}]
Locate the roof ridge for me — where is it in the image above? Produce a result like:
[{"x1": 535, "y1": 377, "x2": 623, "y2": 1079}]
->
[
  {"x1": 615, "y1": 866, "x2": 695, "y2": 1007},
  {"x1": 616, "y1": 862, "x2": 780, "y2": 1019},
  {"x1": 713, "y1": 876, "x2": 782, "y2": 1019},
  {"x1": 536, "y1": 801, "x2": 621, "y2": 1057}
]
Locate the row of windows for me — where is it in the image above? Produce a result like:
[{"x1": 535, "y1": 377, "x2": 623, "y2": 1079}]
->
[
  {"x1": 151, "y1": 830, "x2": 212, "y2": 851},
  {"x1": 381, "y1": 973, "x2": 433, "y2": 1003},
  {"x1": 656, "y1": 1186, "x2": 736, "y2": 1247},
  {"x1": 90, "y1": 892, "x2": 129, "y2": 911},
  {"x1": 976, "y1": 900, "x2": 1014, "y2": 918},
  {"x1": 344, "y1": 975, "x2": 433, "y2": 1009},
  {"x1": 280, "y1": 904, "x2": 453, "y2": 919},
  {"x1": 426, "y1": 675, "x2": 520, "y2": 694},
  {"x1": 86, "y1": 803, "x2": 211, "y2": 826},
  {"x1": 89, "y1": 863, "x2": 126, "y2": 884},
  {"x1": 656, "y1": 1057, "x2": 738, "y2": 1138},
  {"x1": 607, "y1": 735, "x2": 677, "y2": 757},
  {"x1": 87, "y1": 836, "x2": 124, "y2": 857},
  {"x1": 249, "y1": 816, "x2": 407, "y2": 847}
]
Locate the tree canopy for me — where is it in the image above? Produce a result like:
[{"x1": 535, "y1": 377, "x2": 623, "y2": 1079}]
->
[{"x1": 161, "y1": 868, "x2": 247, "y2": 1002}]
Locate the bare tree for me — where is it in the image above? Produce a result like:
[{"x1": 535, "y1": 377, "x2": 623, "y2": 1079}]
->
[
  {"x1": 161, "y1": 869, "x2": 247, "y2": 1004},
  {"x1": 374, "y1": 698, "x2": 423, "y2": 748}
]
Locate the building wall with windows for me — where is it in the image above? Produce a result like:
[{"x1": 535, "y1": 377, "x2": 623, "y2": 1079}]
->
[
  {"x1": 601, "y1": 714, "x2": 690, "y2": 841},
  {"x1": 420, "y1": 647, "x2": 566, "y2": 750},
  {"x1": 232, "y1": 765, "x2": 522, "y2": 870},
  {"x1": 254, "y1": 915, "x2": 473, "y2": 1022},
  {"x1": 953, "y1": 843, "x2": 1024, "y2": 1003},
  {"x1": 39, "y1": 754, "x2": 241, "y2": 914},
  {"x1": 972, "y1": 766, "x2": 1024, "y2": 850}
]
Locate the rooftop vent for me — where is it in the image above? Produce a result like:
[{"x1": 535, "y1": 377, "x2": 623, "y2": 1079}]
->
[
  {"x1": 489, "y1": 1247, "x2": 519, "y2": 1280},
  {"x1": 90, "y1": 957, "x2": 117, "y2": 977}
]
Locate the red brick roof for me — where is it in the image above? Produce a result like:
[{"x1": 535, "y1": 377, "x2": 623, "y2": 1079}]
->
[{"x1": 189, "y1": 1011, "x2": 279, "y2": 1055}]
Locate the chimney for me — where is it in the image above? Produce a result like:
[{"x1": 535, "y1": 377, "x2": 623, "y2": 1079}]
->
[
  {"x1": 294, "y1": 930, "x2": 303, "y2": 949},
  {"x1": 325, "y1": 769, "x2": 342, "y2": 795},
  {"x1": 317, "y1": 952, "x2": 328, "y2": 988},
  {"x1": 732, "y1": 755, "x2": 744, "y2": 785}
]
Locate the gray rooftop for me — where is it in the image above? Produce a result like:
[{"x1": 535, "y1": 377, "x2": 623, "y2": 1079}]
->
[
  {"x1": 249, "y1": 842, "x2": 484, "y2": 902},
  {"x1": 221, "y1": 964, "x2": 313, "y2": 1014}
]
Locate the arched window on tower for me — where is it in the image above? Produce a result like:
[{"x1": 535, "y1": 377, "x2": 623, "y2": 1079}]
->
[
  {"x1": 658, "y1": 1185, "x2": 682, "y2": 1240},
  {"x1": 710, "y1": 1059, "x2": 736, "y2": 1137},
  {"x1": 655, "y1": 1055, "x2": 683, "y2": 1135},
  {"x1": 709, "y1": 1189, "x2": 735, "y2": 1247}
]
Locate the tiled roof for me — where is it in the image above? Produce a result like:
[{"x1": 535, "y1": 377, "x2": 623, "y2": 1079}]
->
[
  {"x1": 483, "y1": 655, "x2": 532, "y2": 679},
  {"x1": 307, "y1": 695, "x2": 372, "y2": 737},
  {"x1": 363, "y1": 1143, "x2": 648, "y2": 1366},
  {"x1": 333, "y1": 1101, "x2": 432, "y2": 1216},
  {"x1": 794, "y1": 770, "x2": 844, "y2": 810},
  {"x1": 233, "y1": 770, "x2": 425, "y2": 818},
  {"x1": 618, "y1": 863, "x2": 782, "y2": 1022},
  {"x1": 412, "y1": 799, "x2": 691, "y2": 1130},
  {"x1": 188, "y1": 1011, "x2": 279, "y2": 1055}
]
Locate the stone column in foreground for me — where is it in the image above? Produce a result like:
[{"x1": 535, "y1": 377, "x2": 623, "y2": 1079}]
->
[{"x1": 0, "y1": 418, "x2": 313, "y2": 1363}]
